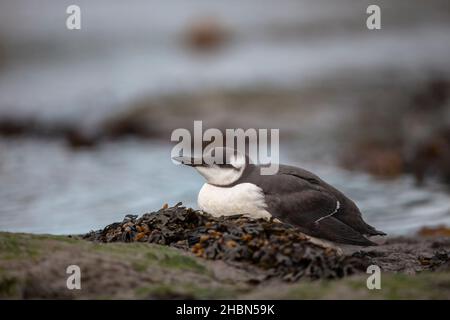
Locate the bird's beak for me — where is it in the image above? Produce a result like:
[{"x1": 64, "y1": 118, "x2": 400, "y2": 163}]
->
[{"x1": 172, "y1": 156, "x2": 204, "y2": 167}]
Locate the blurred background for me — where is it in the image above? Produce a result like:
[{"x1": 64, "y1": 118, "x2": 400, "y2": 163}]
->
[{"x1": 0, "y1": 0, "x2": 449, "y2": 235}]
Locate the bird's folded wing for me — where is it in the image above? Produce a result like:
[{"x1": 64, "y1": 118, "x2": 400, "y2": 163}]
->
[{"x1": 265, "y1": 189, "x2": 376, "y2": 246}]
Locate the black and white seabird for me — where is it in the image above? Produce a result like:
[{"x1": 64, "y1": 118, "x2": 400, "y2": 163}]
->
[{"x1": 174, "y1": 148, "x2": 386, "y2": 246}]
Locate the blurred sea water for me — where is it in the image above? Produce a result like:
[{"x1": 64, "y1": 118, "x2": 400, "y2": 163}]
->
[
  {"x1": 1, "y1": 0, "x2": 450, "y2": 122},
  {"x1": 1, "y1": 138, "x2": 449, "y2": 235}
]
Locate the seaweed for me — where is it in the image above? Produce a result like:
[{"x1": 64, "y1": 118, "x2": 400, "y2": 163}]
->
[{"x1": 83, "y1": 203, "x2": 370, "y2": 281}]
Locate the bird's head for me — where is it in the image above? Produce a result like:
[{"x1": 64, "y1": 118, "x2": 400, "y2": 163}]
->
[{"x1": 173, "y1": 147, "x2": 247, "y2": 186}]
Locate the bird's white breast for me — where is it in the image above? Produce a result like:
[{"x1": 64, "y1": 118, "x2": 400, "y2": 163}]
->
[{"x1": 198, "y1": 183, "x2": 272, "y2": 220}]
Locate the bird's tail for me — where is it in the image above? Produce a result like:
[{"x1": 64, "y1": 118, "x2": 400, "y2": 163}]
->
[{"x1": 365, "y1": 225, "x2": 387, "y2": 236}]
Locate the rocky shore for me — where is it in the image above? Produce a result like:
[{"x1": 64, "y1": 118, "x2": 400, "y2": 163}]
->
[{"x1": 1, "y1": 204, "x2": 450, "y2": 299}]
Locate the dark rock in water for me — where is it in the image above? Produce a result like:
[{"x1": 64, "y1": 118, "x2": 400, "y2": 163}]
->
[
  {"x1": 83, "y1": 203, "x2": 370, "y2": 281},
  {"x1": 410, "y1": 128, "x2": 450, "y2": 185},
  {"x1": 340, "y1": 77, "x2": 450, "y2": 185},
  {"x1": 184, "y1": 16, "x2": 229, "y2": 52}
]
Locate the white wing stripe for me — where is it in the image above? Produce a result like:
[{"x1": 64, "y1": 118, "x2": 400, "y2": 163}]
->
[{"x1": 315, "y1": 200, "x2": 340, "y2": 224}]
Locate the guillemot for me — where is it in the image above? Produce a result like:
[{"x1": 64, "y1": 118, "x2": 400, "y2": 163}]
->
[{"x1": 173, "y1": 148, "x2": 386, "y2": 246}]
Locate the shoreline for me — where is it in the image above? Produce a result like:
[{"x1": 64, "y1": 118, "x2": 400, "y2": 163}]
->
[
  {"x1": 0, "y1": 232, "x2": 449, "y2": 299},
  {"x1": 1, "y1": 207, "x2": 449, "y2": 299}
]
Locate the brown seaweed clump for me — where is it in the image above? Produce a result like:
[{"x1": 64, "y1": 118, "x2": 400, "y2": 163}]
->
[{"x1": 83, "y1": 203, "x2": 369, "y2": 281}]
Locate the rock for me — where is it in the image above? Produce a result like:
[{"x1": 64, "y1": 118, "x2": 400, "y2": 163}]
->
[{"x1": 184, "y1": 16, "x2": 229, "y2": 52}]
